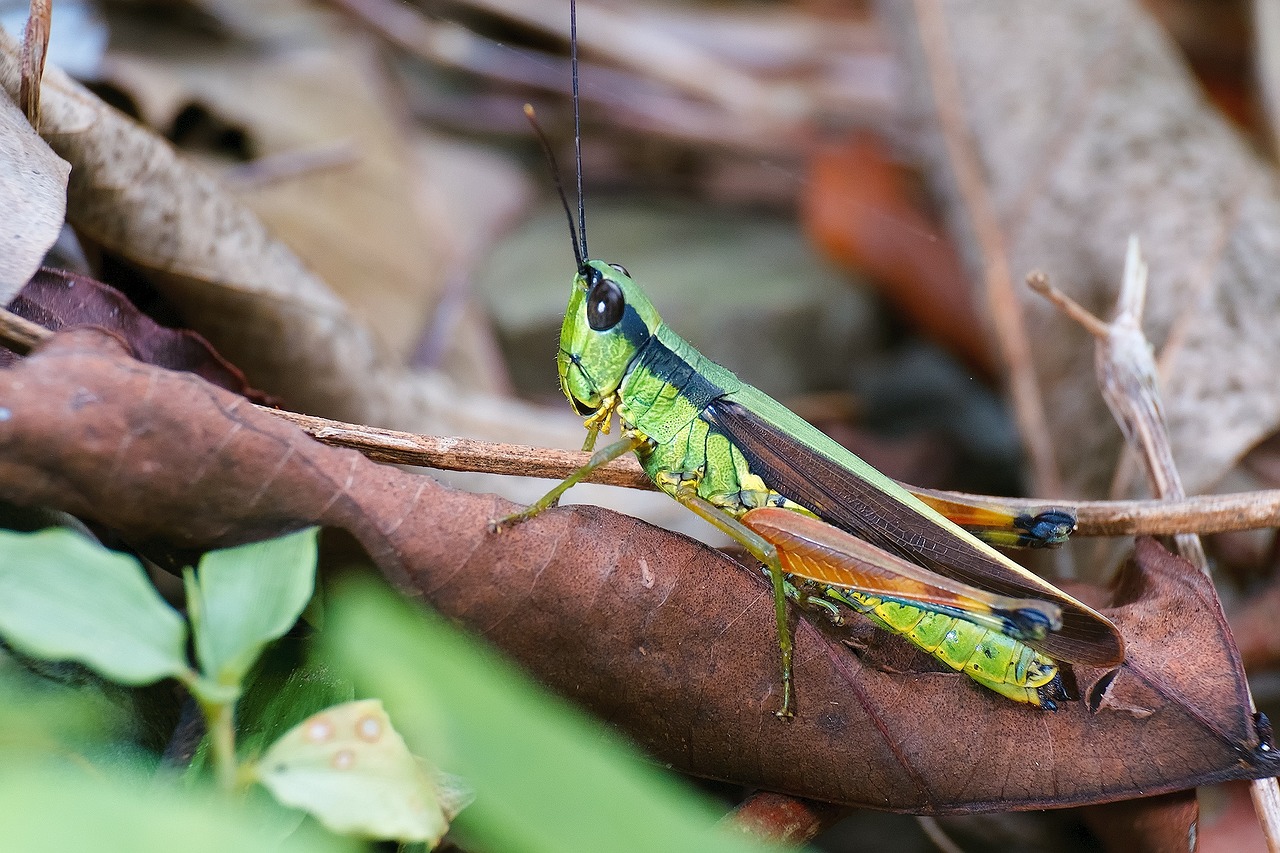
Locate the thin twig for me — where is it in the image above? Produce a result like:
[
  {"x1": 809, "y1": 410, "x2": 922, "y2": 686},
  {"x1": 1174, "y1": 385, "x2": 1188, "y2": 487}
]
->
[
  {"x1": 332, "y1": 0, "x2": 896, "y2": 161},
  {"x1": 266, "y1": 407, "x2": 652, "y2": 488},
  {"x1": 19, "y1": 0, "x2": 50, "y2": 130},
  {"x1": 2, "y1": 308, "x2": 1280, "y2": 537},
  {"x1": 221, "y1": 140, "x2": 360, "y2": 188},
  {"x1": 264, "y1": 406, "x2": 1280, "y2": 536},
  {"x1": 1033, "y1": 238, "x2": 1280, "y2": 853},
  {"x1": 0, "y1": 307, "x2": 49, "y2": 352},
  {"x1": 327, "y1": 0, "x2": 568, "y2": 91},
  {"x1": 912, "y1": 0, "x2": 1063, "y2": 497},
  {"x1": 328, "y1": 0, "x2": 799, "y2": 118},
  {"x1": 1030, "y1": 245, "x2": 1205, "y2": 565},
  {"x1": 454, "y1": 0, "x2": 800, "y2": 119}
]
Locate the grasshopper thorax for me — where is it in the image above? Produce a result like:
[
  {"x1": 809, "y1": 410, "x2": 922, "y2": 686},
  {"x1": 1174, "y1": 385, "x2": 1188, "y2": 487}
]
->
[{"x1": 557, "y1": 259, "x2": 662, "y2": 416}]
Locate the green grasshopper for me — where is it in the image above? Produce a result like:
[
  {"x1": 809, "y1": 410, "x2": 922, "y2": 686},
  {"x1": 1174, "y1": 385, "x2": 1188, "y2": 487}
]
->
[{"x1": 496, "y1": 0, "x2": 1124, "y2": 717}]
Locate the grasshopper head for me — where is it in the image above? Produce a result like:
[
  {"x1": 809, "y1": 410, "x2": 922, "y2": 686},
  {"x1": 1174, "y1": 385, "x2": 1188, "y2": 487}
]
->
[{"x1": 558, "y1": 259, "x2": 661, "y2": 415}]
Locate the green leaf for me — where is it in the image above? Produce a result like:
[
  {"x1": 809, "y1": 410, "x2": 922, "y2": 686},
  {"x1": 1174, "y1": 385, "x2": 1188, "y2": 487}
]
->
[
  {"x1": 256, "y1": 698, "x2": 468, "y2": 844},
  {"x1": 0, "y1": 528, "x2": 189, "y2": 684},
  {"x1": 190, "y1": 528, "x2": 318, "y2": 689},
  {"x1": 323, "y1": 581, "x2": 783, "y2": 853},
  {"x1": 0, "y1": 759, "x2": 357, "y2": 853}
]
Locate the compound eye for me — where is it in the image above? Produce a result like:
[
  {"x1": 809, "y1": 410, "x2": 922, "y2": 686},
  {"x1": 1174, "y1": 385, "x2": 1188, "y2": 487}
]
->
[
  {"x1": 586, "y1": 274, "x2": 625, "y2": 331},
  {"x1": 607, "y1": 262, "x2": 630, "y2": 278}
]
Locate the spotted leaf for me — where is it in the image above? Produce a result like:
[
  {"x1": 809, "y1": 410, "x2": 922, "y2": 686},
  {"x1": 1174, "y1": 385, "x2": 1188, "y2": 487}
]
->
[{"x1": 255, "y1": 699, "x2": 470, "y2": 844}]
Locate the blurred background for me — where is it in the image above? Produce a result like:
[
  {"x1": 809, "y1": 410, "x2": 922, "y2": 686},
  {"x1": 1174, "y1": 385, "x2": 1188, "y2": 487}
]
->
[{"x1": 4, "y1": 0, "x2": 1280, "y2": 848}]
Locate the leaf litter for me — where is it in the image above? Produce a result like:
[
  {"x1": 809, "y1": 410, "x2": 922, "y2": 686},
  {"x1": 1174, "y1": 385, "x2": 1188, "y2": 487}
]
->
[
  {"x1": 0, "y1": 328, "x2": 1274, "y2": 812},
  {"x1": 0, "y1": 0, "x2": 1274, "y2": 835}
]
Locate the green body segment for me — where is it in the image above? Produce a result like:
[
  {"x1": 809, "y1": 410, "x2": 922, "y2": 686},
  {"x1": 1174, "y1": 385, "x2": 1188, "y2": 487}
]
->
[
  {"x1": 825, "y1": 589, "x2": 1059, "y2": 706},
  {"x1": 619, "y1": 327, "x2": 801, "y2": 514},
  {"x1": 560, "y1": 263, "x2": 1064, "y2": 706}
]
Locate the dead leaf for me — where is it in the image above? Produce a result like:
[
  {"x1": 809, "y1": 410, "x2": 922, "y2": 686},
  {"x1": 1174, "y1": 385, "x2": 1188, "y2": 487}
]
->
[
  {"x1": 3, "y1": 267, "x2": 270, "y2": 401},
  {"x1": 102, "y1": 31, "x2": 457, "y2": 366},
  {"x1": 97, "y1": 10, "x2": 532, "y2": 395},
  {"x1": 0, "y1": 328, "x2": 1276, "y2": 812},
  {"x1": 0, "y1": 86, "x2": 67, "y2": 298},
  {"x1": 884, "y1": 1, "x2": 1280, "y2": 497}
]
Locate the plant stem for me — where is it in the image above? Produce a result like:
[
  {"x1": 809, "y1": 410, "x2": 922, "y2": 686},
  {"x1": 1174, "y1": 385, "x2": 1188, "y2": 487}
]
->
[{"x1": 203, "y1": 698, "x2": 238, "y2": 792}]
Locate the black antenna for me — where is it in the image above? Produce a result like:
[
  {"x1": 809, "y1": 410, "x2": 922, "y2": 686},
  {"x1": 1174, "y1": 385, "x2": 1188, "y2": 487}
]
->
[
  {"x1": 571, "y1": 0, "x2": 588, "y2": 262},
  {"x1": 524, "y1": 104, "x2": 584, "y2": 271}
]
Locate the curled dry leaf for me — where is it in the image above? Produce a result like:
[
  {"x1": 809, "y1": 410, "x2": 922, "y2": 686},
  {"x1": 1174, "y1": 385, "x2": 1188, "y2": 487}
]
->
[
  {"x1": 102, "y1": 27, "x2": 498, "y2": 369},
  {"x1": 4, "y1": 267, "x2": 271, "y2": 401},
  {"x1": 0, "y1": 87, "x2": 67, "y2": 299},
  {"x1": 885, "y1": 0, "x2": 1280, "y2": 497},
  {"x1": 0, "y1": 328, "x2": 1276, "y2": 812}
]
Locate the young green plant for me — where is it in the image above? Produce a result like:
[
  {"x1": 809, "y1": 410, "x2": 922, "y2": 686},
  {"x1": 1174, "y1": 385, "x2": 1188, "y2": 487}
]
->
[{"x1": 0, "y1": 527, "x2": 465, "y2": 845}]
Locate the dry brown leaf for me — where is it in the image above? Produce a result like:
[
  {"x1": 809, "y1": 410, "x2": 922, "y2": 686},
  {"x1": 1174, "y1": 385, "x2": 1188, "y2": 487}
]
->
[
  {"x1": 103, "y1": 31, "x2": 458, "y2": 365},
  {"x1": 3, "y1": 267, "x2": 270, "y2": 401},
  {"x1": 885, "y1": 0, "x2": 1280, "y2": 498},
  {"x1": 99, "y1": 7, "x2": 533, "y2": 393},
  {"x1": 2, "y1": 327, "x2": 1276, "y2": 812},
  {"x1": 0, "y1": 85, "x2": 67, "y2": 297}
]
